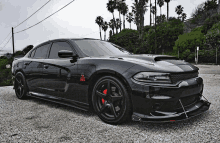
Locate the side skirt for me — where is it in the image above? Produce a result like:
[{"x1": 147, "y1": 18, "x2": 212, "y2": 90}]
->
[{"x1": 28, "y1": 92, "x2": 90, "y2": 111}]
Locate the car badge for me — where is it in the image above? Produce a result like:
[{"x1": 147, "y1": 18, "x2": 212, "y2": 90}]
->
[{"x1": 80, "y1": 74, "x2": 85, "y2": 81}]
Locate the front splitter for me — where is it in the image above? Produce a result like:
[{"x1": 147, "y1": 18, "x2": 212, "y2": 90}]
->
[{"x1": 132, "y1": 100, "x2": 211, "y2": 123}]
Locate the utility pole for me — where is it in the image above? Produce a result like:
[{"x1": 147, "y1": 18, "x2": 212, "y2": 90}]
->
[
  {"x1": 154, "y1": 0, "x2": 157, "y2": 54},
  {"x1": 12, "y1": 27, "x2": 15, "y2": 57}
]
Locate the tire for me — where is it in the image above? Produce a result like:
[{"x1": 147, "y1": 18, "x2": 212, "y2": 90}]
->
[
  {"x1": 92, "y1": 76, "x2": 132, "y2": 124},
  {"x1": 14, "y1": 72, "x2": 28, "y2": 99}
]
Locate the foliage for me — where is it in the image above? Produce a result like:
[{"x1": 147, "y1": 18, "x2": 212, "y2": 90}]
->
[
  {"x1": 201, "y1": 13, "x2": 220, "y2": 34},
  {"x1": 109, "y1": 28, "x2": 141, "y2": 53},
  {"x1": 175, "y1": 5, "x2": 183, "y2": 19},
  {"x1": 126, "y1": 12, "x2": 134, "y2": 29},
  {"x1": 174, "y1": 26, "x2": 205, "y2": 53},
  {"x1": 155, "y1": 14, "x2": 166, "y2": 25},
  {"x1": 190, "y1": 0, "x2": 218, "y2": 25},
  {"x1": 146, "y1": 18, "x2": 184, "y2": 54}
]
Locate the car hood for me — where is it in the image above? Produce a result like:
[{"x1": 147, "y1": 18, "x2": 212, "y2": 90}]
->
[{"x1": 109, "y1": 54, "x2": 198, "y2": 72}]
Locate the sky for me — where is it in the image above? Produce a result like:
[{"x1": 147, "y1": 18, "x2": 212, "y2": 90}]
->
[{"x1": 0, "y1": 0, "x2": 209, "y2": 55}]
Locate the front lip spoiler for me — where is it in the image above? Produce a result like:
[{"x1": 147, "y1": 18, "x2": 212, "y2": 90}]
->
[{"x1": 132, "y1": 99, "x2": 211, "y2": 122}]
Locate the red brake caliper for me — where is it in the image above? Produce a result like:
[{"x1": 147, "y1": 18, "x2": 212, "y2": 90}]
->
[{"x1": 102, "y1": 89, "x2": 107, "y2": 104}]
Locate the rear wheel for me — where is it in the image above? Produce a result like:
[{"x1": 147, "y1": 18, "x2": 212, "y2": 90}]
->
[
  {"x1": 14, "y1": 72, "x2": 28, "y2": 99},
  {"x1": 92, "y1": 76, "x2": 132, "y2": 124}
]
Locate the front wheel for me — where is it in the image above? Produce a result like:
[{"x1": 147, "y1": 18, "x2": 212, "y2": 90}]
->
[
  {"x1": 92, "y1": 76, "x2": 132, "y2": 124},
  {"x1": 14, "y1": 72, "x2": 28, "y2": 99}
]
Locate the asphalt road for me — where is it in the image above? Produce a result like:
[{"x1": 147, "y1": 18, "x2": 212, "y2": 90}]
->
[{"x1": 0, "y1": 65, "x2": 220, "y2": 142}]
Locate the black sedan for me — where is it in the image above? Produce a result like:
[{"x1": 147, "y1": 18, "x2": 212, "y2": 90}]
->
[{"x1": 12, "y1": 38, "x2": 211, "y2": 124}]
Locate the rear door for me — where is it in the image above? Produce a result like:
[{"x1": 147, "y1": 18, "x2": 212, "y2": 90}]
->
[
  {"x1": 23, "y1": 43, "x2": 51, "y2": 93},
  {"x1": 41, "y1": 41, "x2": 78, "y2": 100}
]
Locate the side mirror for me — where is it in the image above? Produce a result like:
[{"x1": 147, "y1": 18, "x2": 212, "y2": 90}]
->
[{"x1": 58, "y1": 50, "x2": 78, "y2": 59}]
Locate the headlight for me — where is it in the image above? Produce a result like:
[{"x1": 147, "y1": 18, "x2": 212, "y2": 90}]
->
[{"x1": 133, "y1": 72, "x2": 171, "y2": 83}]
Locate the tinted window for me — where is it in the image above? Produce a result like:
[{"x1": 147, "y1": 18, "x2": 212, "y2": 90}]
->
[
  {"x1": 49, "y1": 42, "x2": 73, "y2": 59},
  {"x1": 73, "y1": 40, "x2": 131, "y2": 57},
  {"x1": 33, "y1": 44, "x2": 50, "y2": 59},
  {"x1": 30, "y1": 49, "x2": 36, "y2": 58}
]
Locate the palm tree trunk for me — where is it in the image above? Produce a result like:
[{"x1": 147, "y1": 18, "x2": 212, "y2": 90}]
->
[
  {"x1": 112, "y1": 13, "x2": 118, "y2": 34},
  {"x1": 130, "y1": 22, "x2": 131, "y2": 29},
  {"x1": 167, "y1": 2, "x2": 169, "y2": 21},
  {"x1": 119, "y1": 12, "x2": 122, "y2": 32},
  {"x1": 150, "y1": 0, "x2": 151, "y2": 26},
  {"x1": 123, "y1": 15, "x2": 125, "y2": 29},
  {"x1": 99, "y1": 27, "x2": 102, "y2": 40},
  {"x1": 160, "y1": 7, "x2": 161, "y2": 16},
  {"x1": 104, "y1": 31, "x2": 106, "y2": 41}
]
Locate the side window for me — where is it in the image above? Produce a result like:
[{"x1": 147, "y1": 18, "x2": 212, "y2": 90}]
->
[
  {"x1": 30, "y1": 49, "x2": 36, "y2": 58},
  {"x1": 48, "y1": 42, "x2": 74, "y2": 59},
  {"x1": 33, "y1": 44, "x2": 50, "y2": 59}
]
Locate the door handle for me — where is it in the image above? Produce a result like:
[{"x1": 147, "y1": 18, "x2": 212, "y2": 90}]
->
[{"x1": 44, "y1": 65, "x2": 49, "y2": 69}]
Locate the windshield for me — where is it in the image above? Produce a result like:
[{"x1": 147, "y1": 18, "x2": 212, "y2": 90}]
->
[{"x1": 73, "y1": 40, "x2": 132, "y2": 57}]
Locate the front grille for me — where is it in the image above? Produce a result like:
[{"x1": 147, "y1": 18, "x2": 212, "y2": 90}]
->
[
  {"x1": 170, "y1": 72, "x2": 198, "y2": 84},
  {"x1": 176, "y1": 94, "x2": 199, "y2": 109}
]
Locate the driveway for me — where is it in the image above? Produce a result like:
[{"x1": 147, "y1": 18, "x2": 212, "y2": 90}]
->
[{"x1": 0, "y1": 65, "x2": 219, "y2": 142}]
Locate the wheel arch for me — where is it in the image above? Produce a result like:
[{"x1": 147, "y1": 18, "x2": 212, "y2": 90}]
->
[{"x1": 87, "y1": 69, "x2": 133, "y2": 112}]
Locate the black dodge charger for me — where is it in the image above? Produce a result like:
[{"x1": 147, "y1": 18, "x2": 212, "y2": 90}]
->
[{"x1": 12, "y1": 38, "x2": 211, "y2": 124}]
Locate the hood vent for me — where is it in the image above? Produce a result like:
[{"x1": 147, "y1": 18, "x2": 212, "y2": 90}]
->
[{"x1": 154, "y1": 56, "x2": 179, "y2": 61}]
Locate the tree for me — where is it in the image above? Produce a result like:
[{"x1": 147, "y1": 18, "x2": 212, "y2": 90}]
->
[
  {"x1": 164, "y1": 0, "x2": 171, "y2": 21},
  {"x1": 109, "y1": 19, "x2": 115, "y2": 35},
  {"x1": 115, "y1": 18, "x2": 122, "y2": 33},
  {"x1": 181, "y1": 13, "x2": 187, "y2": 22},
  {"x1": 107, "y1": 0, "x2": 117, "y2": 34},
  {"x1": 102, "y1": 21, "x2": 108, "y2": 41},
  {"x1": 157, "y1": 0, "x2": 164, "y2": 16},
  {"x1": 126, "y1": 12, "x2": 134, "y2": 29},
  {"x1": 150, "y1": 0, "x2": 152, "y2": 26},
  {"x1": 131, "y1": 0, "x2": 148, "y2": 40},
  {"x1": 151, "y1": 6, "x2": 156, "y2": 25},
  {"x1": 156, "y1": 14, "x2": 166, "y2": 25},
  {"x1": 117, "y1": 1, "x2": 124, "y2": 32},
  {"x1": 109, "y1": 30, "x2": 113, "y2": 39},
  {"x1": 95, "y1": 16, "x2": 104, "y2": 40},
  {"x1": 121, "y1": 2, "x2": 128, "y2": 29},
  {"x1": 175, "y1": 5, "x2": 183, "y2": 19}
]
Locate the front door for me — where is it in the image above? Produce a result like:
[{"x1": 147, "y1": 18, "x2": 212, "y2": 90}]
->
[{"x1": 41, "y1": 41, "x2": 78, "y2": 100}]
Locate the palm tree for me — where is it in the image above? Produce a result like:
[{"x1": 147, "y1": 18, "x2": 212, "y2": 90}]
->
[
  {"x1": 150, "y1": 0, "x2": 152, "y2": 26},
  {"x1": 107, "y1": 0, "x2": 117, "y2": 33},
  {"x1": 151, "y1": 6, "x2": 156, "y2": 25},
  {"x1": 109, "y1": 19, "x2": 115, "y2": 35},
  {"x1": 157, "y1": 0, "x2": 164, "y2": 16},
  {"x1": 175, "y1": 5, "x2": 183, "y2": 19},
  {"x1": 126, "y1": 12, "x2": 134, "y2": 29},
  {"x1": 164, "y1": 0, "x2": 171, "y2": 21},
  {"x1": 109, "y1": 30, "x2": 113, "y2": 39},
  {"x1": 117, "y1": 1, "x2": 124, "y2": 32},
  {"x1": 95, "y1": 16, "x2": 104, "y2": 40},
  {"x1": 181, "y1": 13, "x2": 187, "y2": 22},
  {"x1": 121, "y1": 2, "x2": 128, "y2": 29},
  {"x1": 102, "y1": 21, "x2": 108, "y2": 41},
  {"x1": 115, "y1": 18, "x2": 122, "y2": 33}
]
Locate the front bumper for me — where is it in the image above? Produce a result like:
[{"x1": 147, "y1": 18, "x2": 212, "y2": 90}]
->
[
  {"x1": 132, "y1": 99, "x2": 211, "y2": 122},
  {"x1": 129, "y1": 77, "x2": 211, "y2": 122}
]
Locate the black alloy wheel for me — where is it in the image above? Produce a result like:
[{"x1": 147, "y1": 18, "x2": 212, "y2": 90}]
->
[
  {"x1": 92, "y1": 76, "x2": 132, "y2": 124},
  {"x1": 14, "y1": 72, "x2": 28, "y2": 99}
]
